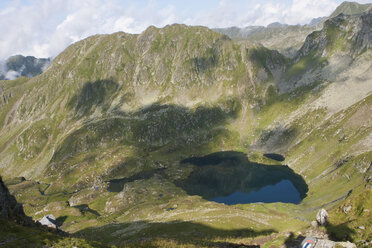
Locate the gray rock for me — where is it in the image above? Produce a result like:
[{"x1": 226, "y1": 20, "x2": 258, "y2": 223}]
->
[
  {"x1": 39, "y1": 214, "x2": 58, "y2": 229},
  {"x1": 300, "y1": 237, "x2": 357, "y2": 248},
  {"x1": 315, "y1": 239, "x2": 334, "y2": 248},
  {"x1": 343, "y1": 205, "x2": 352, "y2": 214},
  {"x1": 316, "y1": 208, "x2": 329, "y2": 226},
  {"x1": 311, "y1": 220, "x2": 318, "y2": 227}
]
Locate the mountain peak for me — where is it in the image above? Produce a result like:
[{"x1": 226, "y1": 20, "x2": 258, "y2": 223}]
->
[
  {"x1": 330, "y1": 1, "x2": 372, "y2": 18},
  {"x1": 297, "y1": 12, "x2": 372, "y2": 59},
  {"x1": 0, "y1": 55, "x2": 50, "y2": 80},
  {"x1": 267, "y1": 22, "x2": 288, "y2": 28}
]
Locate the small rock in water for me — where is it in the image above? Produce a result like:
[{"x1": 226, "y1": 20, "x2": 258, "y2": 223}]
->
[{"x1": 316, "y1": 208, "x2": 328, "y2": 226}]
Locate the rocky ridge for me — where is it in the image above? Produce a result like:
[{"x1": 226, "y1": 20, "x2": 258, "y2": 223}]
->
[
  {"x1": 0, "y1": 4, "x2": 371, "y2": 248},
  {"x1": 214, "y1": 1, "x2": 372, "y2": 58}
]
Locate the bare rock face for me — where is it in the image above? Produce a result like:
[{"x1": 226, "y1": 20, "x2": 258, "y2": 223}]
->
[
  {"x1": 39, "y1": 214, "x2": 58, "y2": 229},
  {"x1": 297, "y1": 12, "x2": 372, "y2": 59},
  {"x1": 0, "y1": 176, "x2": 33, "y2": 226},
  {"x1": 316, "y1": 208, "x2": 329, "y2": 226},
  {"x1": 314, "y1": 239, "x2": 334, "y2": 248},
  {"x1": 311, "y1": 220, "x2": 318, "y2": 228},
  {"x1": 300, "y1": 237, "x2": 357, "y2": 248}
]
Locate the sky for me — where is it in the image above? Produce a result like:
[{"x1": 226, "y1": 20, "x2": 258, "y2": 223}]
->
[{"x1": 0, "y1": 0, "x2": 371, "y2": 60}]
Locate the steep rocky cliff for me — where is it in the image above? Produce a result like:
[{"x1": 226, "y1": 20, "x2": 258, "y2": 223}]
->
[
  {"x1": 297, "y1": 12, "x2": 372, "y2": 58},
  {"x1": 0, "y1": 176, "x2": 32, "y2": 225}
]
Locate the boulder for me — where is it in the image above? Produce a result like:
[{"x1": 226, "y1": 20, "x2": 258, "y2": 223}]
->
[
  {"x1": 39, "y1": 214, "x2": 58, "y2": 229},
  {"x1": 316, "y1": 208, "x2": 329, "y2": 226},
  {"x1": 343, "y1": 205, "x2": 352, "y2": 214},
  {"x1": 311, "y1": 220, "x2": 318, "y2": 228},
  {"x1": 314, "y1": 239, "x2": 334, "y2": 248}
]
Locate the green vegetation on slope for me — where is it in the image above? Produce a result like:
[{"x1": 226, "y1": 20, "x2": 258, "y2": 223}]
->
[{"x1": 0, "y1": 10, "x2": 371, "y2": 247}]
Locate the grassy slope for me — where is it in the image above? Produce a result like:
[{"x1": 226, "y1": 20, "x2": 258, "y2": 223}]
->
[
  {"x1": 0, "y1": 218, "x2": 108, "y2": 248},
  {"x1": 0, "y1": 17, "x2": 371, "y2": 247}
]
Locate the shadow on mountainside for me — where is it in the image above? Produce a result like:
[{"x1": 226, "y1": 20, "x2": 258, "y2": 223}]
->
[
  {"x1": 282, "y1": 221, "x2": 357, "y2": 247},
  {"x1": 73, "y1": 220, "x2": 275, "y2": 247},
  {"x1": 325, "y1": 220, "x2": 356, "y2": 242},
  {"x1": 73, "y1": 204, "x2": 101, "y2": 216},
  {"x1": 45, "y1": 78, "x2": 241, "y2": 192},
  {"x1": 106, "y1": 168, "x2": 167, "y2": 192},
  {"x1": 50, "y1": 78, "x2": 240, "y2": 167},
  {"x1": 283, "y1": 232, "x2": 306, "y2": 248},
  {"x1": 67, "y1": 79, "x2": 119, "y2": 117}
]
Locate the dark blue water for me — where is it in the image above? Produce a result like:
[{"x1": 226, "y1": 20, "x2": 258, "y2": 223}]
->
[
  {"x1": 263, "y1": 153, "x2": 285, "y2": 162},
  {"x1": 176, "y1": 151, "x2": 308, "y2": 205},
  {"x1": 211, "y1": 179, "x2": 301, "y2": 205}
]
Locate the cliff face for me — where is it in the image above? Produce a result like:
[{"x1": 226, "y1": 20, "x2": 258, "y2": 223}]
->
[
  {"x1": 0, "y1": 176, "x2": 33, "y2": 226},
  {"x1": 297, "y1": 12, "x2": 372, "y2": 59}
]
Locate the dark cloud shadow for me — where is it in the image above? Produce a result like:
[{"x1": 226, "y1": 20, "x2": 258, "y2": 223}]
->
[
  {"x1": 67, "y1": 79, "x2": 119, "y2": 117},
  {"x1": 50, "y1": 89, "x2": 240, "y2": 170}
]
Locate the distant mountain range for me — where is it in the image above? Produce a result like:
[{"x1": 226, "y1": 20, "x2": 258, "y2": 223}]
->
[
  {"x1": 213, "y1": 1, "x2": 372, "y2": 57},
  {"x1": 0, "y1": 55, "x2": 51, "y2": 80},
  {"x1": 1, "y1": 1, "x2": 372, "y2": 247}
]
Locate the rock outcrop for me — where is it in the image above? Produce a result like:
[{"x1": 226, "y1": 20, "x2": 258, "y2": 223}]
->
[
  {"x1": 39, "y1": 214, "x2": 58, "y2": 229},
  {"x1": 316, "y1": 208, "x2": 329, "y2": 226},
  {"x1": 0, "y1": 176, "x2": 33, "y2": 226},
  {"x1": 300, "y1": 236, "x2": 357, "y2": 248},
  {"x1": 297, "y1": 12, "x2": 372, "y2": 59}
]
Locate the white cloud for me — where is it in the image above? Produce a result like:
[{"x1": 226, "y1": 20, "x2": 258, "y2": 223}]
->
[
  {"x1": 5, "y1": 70, "x2": 20, "y2": 80},
  {"x1": 0, "y1": 0, "x2": 181, "y2": 59},
  {"x1": 0, "y1": 0, "x2": 368, "y2": 60},
  {"x1": 113, "y1": 17, "x2": 135, "y2": 33},
  {"x1": 0, "y1": 60, "x2": 6, "y2": 75}
]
